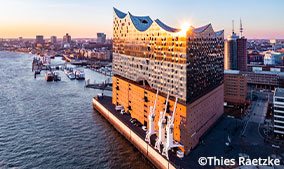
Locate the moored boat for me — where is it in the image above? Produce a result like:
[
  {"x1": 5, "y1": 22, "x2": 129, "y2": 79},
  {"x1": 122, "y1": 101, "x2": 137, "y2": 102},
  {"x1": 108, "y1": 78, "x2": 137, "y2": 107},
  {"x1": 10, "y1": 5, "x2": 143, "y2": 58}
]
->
[
  {"x1": 45, "y1": 71, "x2": 53, "y2": 81},
  {"x1": 53, "y1": 71, "x2": 61, "y2": 81},
  {"x1": 67, "y1": 72, "x2": 76, "y2": 80},
  {"x1": 75, "y1": 69, "x2": 85, "y2": 80}
]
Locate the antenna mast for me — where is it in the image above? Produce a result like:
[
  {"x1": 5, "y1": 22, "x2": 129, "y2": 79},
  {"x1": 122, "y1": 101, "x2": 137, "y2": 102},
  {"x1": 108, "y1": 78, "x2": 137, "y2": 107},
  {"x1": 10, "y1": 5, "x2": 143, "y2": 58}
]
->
[
  {"x1": 240, "y1": 18, "x2": 243, "y2": 38},
  {"x1": 232, "y1": 20, "x2": 234, "y2": 34}
]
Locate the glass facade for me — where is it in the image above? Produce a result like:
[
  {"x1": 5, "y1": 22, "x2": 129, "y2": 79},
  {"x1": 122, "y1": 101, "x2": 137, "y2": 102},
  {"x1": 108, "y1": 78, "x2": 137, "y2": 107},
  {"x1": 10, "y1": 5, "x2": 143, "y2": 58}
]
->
[
  {"x1": 186, "y1": 31, "x2": 224, "y2": 102},
  {"x1": 113, "y1": 8, "x2": 224, "y2": 103}
]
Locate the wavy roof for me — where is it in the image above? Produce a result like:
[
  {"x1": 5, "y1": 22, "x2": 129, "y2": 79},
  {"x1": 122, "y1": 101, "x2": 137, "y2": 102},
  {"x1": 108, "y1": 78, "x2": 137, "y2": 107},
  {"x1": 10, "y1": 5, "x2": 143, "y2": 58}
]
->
[
  {"x1": 215, "y1": 30, "x2": 224, "y2": 36},
  {"x1": 113, "y1": 7, "x2": 178, "y2": 33},
  {"x1": 155, "y1": 19, "x2": 180, "y2": 33},
  {"x1": 129, "y1": 13, "x2": 153, "y2": 32},
  {"x1": 113, "y1": 7, "x2": 127, "y2": 19},
  {"x1": 113, "y1": 7, "x2": 223, "y2": 36},
  {"x1": 192, "y1": 24, "x2": 211, "y2": 34}
]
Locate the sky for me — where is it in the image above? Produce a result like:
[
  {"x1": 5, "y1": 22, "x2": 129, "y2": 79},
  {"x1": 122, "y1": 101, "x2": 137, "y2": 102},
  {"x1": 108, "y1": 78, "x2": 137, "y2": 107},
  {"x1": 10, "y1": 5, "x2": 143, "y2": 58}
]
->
[{"x1": 0, "y1": 0, "x2": 283, "y2": 39}]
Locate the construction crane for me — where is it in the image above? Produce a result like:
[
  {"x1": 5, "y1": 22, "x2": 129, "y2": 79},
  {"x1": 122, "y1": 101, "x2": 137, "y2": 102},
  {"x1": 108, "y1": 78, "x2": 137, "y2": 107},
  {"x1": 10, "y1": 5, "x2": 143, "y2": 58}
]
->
[
  {"x1": 145, "y1": 90, "x2": 159, "y2": 143},
  {"x1": 162, "y1": 96, "x2": 184, "y2": 160},
  {"x1": 154, "y1": 91, "x2": 170, "y2": 153}
]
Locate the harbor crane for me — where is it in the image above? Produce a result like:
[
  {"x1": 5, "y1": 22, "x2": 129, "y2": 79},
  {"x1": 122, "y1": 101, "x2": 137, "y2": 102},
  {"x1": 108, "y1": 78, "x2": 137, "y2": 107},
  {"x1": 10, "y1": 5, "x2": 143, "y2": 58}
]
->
[
  {"x1": 154, "y1": 91, "x2": 170, "y2": 153},
  {"x1": 145, "y1": 90, "x2": 159, "y2": 143},
  {"x1": 162, "y1": 96, "x2": 184, "y2": 160}
]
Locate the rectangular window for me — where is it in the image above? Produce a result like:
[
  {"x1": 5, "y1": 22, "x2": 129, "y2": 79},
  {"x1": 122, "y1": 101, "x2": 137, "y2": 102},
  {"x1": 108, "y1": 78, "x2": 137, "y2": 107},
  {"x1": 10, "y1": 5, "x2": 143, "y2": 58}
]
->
[{"x1": 276, "y1": 98, "x2": 284, "y2": 102}]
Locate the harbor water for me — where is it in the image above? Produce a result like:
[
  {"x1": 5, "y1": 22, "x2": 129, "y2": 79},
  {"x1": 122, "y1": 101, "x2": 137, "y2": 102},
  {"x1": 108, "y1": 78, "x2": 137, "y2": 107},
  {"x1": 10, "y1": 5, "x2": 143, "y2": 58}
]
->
[{"x1": 0, "y1": 51, "x2": 153, "y2": 169}]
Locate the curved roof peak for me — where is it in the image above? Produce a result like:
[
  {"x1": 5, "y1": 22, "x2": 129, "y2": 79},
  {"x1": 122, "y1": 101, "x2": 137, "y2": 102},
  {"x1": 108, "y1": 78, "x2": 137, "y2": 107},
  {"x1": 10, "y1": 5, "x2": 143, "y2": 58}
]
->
[
  {"x1": 192, "y1": 24, "x2": 211, "y2": 34},
  {"x1": 155, "y1": 19, "x2": 180, "y2": 33},
  {"x1": 128, "y1": 12, "x2": 153, "y2": 32},
  {"x1": 113, "y1": 7, "x2": 127, "y2": 19},
  {"x1": 215, "y1": 30, "x2": 224, "y2": 36}
]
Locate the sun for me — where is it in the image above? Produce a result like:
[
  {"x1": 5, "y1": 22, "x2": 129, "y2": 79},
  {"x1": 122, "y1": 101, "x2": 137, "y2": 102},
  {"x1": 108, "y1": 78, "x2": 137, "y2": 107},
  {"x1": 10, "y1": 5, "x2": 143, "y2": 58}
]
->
[
  {"x1": 181, "y1": 23, "x2": 190, "y2": 32},
  {"x1": 178, "y1": 22, "x2": 190, "y2": 36}
]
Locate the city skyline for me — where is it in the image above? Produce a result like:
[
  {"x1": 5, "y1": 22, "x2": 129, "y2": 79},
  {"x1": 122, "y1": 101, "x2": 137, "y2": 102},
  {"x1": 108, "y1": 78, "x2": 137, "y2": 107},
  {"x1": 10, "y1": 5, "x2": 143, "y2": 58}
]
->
[{"x1": 0, "y1": 0, "x2": 283, "y2": 39}]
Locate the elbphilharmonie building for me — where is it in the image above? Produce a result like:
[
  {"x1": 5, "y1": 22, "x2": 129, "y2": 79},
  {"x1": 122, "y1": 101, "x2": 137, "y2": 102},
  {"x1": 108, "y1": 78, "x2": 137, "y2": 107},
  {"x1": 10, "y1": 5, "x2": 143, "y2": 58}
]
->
[{"x1": 112, "y1": 8, "x2": 224, "y2": 154}]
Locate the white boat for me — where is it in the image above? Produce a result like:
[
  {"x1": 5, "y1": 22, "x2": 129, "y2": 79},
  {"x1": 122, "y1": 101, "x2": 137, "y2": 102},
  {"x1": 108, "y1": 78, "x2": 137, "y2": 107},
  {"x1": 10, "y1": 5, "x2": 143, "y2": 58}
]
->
[
  {"x1": 75, "y1": 69, "x2": 85, "y2": 80},
  {"x1": 67, "y1": 72, "x2": 76, "y2": 80}
]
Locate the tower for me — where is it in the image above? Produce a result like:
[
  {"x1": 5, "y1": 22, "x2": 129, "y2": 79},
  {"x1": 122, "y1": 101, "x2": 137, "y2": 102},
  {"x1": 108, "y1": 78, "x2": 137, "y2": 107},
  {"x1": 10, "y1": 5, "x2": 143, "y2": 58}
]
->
[{"x1": 225, "y1": 19, "x2": 247, "y2": 71}]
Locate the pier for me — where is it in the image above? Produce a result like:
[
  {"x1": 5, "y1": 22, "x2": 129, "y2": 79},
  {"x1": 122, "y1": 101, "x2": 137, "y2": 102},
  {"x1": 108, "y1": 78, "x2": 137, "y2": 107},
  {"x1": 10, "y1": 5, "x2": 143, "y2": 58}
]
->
[
  {"x1": 32, "y1": 57, "x2": 66, "y2": 72},
  {"x1": 85, "y1": 78, "x2": 112, "y2": 91},
  {"x1": 92, "y1": 67, "x2": 112, "y2": 77}
]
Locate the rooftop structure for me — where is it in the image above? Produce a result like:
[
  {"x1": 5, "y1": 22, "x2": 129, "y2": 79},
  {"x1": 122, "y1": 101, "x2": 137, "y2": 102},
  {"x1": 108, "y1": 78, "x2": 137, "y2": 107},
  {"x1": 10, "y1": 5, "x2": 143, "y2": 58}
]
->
[{"x1": 224, "y1": 69, "x2": 240, "y2": 74}]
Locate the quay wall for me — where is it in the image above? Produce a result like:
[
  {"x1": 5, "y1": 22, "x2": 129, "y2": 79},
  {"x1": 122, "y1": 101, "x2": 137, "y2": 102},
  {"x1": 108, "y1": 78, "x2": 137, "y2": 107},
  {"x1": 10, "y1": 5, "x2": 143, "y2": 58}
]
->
[{"x1": 93, "y1": 98, "x2": 176, "y2": 169}]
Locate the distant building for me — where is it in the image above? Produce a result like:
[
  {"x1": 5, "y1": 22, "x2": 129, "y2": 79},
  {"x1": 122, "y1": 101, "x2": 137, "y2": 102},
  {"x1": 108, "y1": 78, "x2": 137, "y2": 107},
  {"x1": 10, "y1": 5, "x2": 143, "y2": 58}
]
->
[
  {"x1": 18, "y1": 37, "x2": 23, "y2": 41},
  {"x1": 263, "y1": 51, "x2": 284, "y2": 66},
  {"x1": 50, "y1": 36, "x2": 57, "y2": 43},
  {"x1": 97, "y1": 33, "x2": 106, "y2": 44},
  {"x1": 63, "y1": 33, "x2": 71, "y2": 44},
  {"x1": 246, "y1": 71, "x2": 284, "y2": 90},
  {"x1": 224, "y1": 20, "x2": 247, "y2": 71},
  {"x1": 248, "y1": 50, "x2": 263, "y2": 64},
  {"x1": 35, "y1": 35, "x2": 44, "y2": 44},
  {"x1": 224, "y1": 70, "x2": 247, "y2": 104},
  {"x1": 270, "y1": 39, "x2": 281, "y2": 51},
  {"x1": 273, "y1": 88, "x2": 284, "y2": 135},
  {"x1": 84, "y1": 49, "x2": 112, "y2": 61}
]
